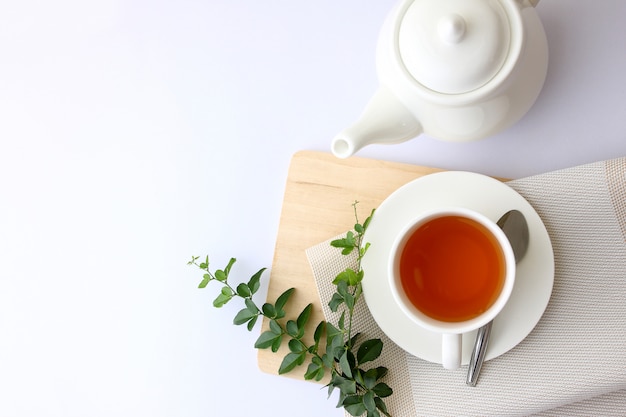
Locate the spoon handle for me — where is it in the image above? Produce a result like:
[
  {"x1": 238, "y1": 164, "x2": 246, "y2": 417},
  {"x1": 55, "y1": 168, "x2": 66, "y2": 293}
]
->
[{"x1": 466, "y1": 320, "x2": 493, "y2": 386}]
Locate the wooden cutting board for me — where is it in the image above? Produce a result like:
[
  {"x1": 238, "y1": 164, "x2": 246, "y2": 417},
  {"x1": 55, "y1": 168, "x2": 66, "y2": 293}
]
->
[{"x1": 257, "y1": 150, "x2": 445, "y2": 377}]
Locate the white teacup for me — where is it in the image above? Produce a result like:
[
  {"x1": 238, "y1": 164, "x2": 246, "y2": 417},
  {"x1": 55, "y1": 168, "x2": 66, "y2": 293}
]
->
[{"x1": 388, "y1": 207, "x2": 516, "y2": 370}]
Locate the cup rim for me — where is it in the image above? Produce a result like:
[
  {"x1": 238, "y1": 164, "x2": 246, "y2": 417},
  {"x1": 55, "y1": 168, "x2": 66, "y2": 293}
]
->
[{"x1": 388, "y1": 207, "x2": 516, "y2": 335}]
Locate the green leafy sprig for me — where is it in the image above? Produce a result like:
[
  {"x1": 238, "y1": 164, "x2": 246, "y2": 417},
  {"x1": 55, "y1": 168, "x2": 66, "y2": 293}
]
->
[{"x1": 189, "y1": 202, "x2": 392, "y2": 417}]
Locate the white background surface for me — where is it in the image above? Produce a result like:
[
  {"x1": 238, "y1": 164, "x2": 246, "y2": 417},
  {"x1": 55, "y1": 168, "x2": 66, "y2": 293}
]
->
[{"x1": 1, "y1": 1, "x2": 625, "y2": 416}]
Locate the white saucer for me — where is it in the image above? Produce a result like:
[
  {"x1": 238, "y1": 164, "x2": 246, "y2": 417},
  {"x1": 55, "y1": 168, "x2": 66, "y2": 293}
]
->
[{"x1": 361, "y1": 171, "x2": 554, "y2": 365}]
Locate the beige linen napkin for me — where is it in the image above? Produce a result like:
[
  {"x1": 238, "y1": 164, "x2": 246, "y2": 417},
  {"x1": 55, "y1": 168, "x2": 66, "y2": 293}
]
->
[{"x1": 306, "y1": 158, "x2": 626, "y2": 416}]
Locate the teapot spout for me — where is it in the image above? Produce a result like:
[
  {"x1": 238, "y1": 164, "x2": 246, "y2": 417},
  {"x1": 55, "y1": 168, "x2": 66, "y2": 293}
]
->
[{"x1": 331, "y1": 87, "x2": 423, "y2": 158}]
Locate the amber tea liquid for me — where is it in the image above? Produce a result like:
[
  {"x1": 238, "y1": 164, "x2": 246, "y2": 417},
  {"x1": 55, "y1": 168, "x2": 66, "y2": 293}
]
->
[{"x1": 399, "y1": 215, "x2": 506, "y2": 322}]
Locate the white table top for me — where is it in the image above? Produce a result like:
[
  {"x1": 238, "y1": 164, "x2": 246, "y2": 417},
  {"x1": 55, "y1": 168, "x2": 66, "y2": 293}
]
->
[{"x1": 1, "y1": 1, "x2": 625, "y2": 416}]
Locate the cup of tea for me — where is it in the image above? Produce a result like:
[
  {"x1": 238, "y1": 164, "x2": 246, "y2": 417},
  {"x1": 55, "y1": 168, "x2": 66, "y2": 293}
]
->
[{"x1": 388, "y1": 207, "x2": 516, "y2": 370}]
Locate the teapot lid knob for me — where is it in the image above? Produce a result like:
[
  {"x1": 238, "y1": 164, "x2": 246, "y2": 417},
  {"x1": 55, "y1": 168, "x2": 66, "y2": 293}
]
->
[
  {"x1": 397, "y1": 0, "x2": 518, "y2": 95},
  {"x1": 438, "y1": 14, "x2": 466, "y2": 44}
]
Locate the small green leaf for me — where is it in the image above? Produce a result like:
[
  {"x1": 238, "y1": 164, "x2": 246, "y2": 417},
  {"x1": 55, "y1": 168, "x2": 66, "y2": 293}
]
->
[
  {"x1": 321, "y1": 352, "x2": 333, "y2": 369},
  {"x1": 304, "y1": 360, "x2": 321, "y2": 380},
  {"x1": 311, "y1": 355, "x2": 323, "y2": 367},
  {"x1": 326, "y1": 383, "x2": 335, "y2": 401},
  {"x1": 288, "y1": 338, "x2": 303, "y2": 353},
  {"x1": 354, "y1": 223, "x2": 364, "y2": 233},
  {"x1": 254, "y1": 331, "x2": 279, "y2": 349},
  {"x1": 274, "y1": 287, "x2": 294, "y2": 312},
  {"x1": 338, "y1": 311, "x2": 346, "y2": 330},
  {"x1": 296, "y1": 304, "x2": 312, "y2": 331},
  {"x1": 236, "y1": 283, "x2": 251, "y2": 298},
  {"x1": 355, "y1": 269, "x2": 364, "y2": 284},
  {"x1": 244, "y1": 298, "x2": 259, "y2": 314},
  {"x1": 247, "y1": 268, "x2": 265, "y2": 295},
  {"x1": 360, "y1": 242, "x2": 371, "y2": 257},
  {"x1": 357, "y1": 339, "x2": 384, "y2": 364},
  {"x1": 332, "y1": 345, "x2": 345, "y2": 362},
  {"x1": 330, "y1": 231, "x2": 355, "y2": 249},
  {"x1": 211, "y1": 293, "x2": 226, "y2": 307},
  {"x1": 330, "y1": 374, "x2": 357, "y2": 396},
  {"x1": 214, "y1": 269, "x2": 227, "y2": 282},
  {"x1": 341, "y1": 246, "x2": 354, "y2": 255},
  {"x1": 313, "y1": 321, "x2": 325, "y2": 344},
  {"x1": 333, "y1": 268, "x2": 359, "y2": 286},
  {"x1": 369, "y1": 409, "x2": 382, "y2": 417},
  {"x1": 304, "y1": 358, "x2": 325, "y2": 381},
  {"x1": 330, "y1": 238, "x2": 343, "y2": 247},
  {"x1": 330, "y1": 232, "x2": 357, "y2": 256},
  {"x1": 363, "y1": 391, "x2": 376, "y2": 413},
  {"x1": 212, "y1": 288, "x2": 233, "y2": 307},
  {"x1": 363, "y1": 209, "x2": 375, "y2": 230},
  {"x1": 286, "y1": 320, "x2": 300, "y2": 338},
  {"x1": 271, "y1": 335, "x2": 282, "y2": 352},
  {"x1": 339, "y1": 350, "x2": 352, "y2": 378},
  {"x1": 325, "y1": 322, "x2": 341, "y2": 338},
  {"x1": 278, "y1": 351, "x2": 306, "y2": 374},
  {"x1": 336, "y1": 280, "x2": 349, "y2": 298},
  {"x1": 325, "y1": 323, "x2": 343, "y2": 353},
  {"x1": 343, "y1": 395, "x2": 365, "y2": 416},
  {"x1": 374, "y1": 397, "x2": 391, "y2": 417},
  {"x1": 372, "y1": 382, "x2": 393, "y2": 398},
  {"x1": 262, "y1": 303, "x2": 277, "y2": 318},
  {"x1": 344, "y1": 292, "x2": 355, "y2": 310},
  {"x1": 328, "y1": 292, "x2": 344, "y2": 312},
  {"x1": 353, "y1": 368, "x2": 365, "y2": 387},
  {"x1": 198, "y1": 275, "x2": 210, "y2": 289},
  {"x1": 233, "y1": 307, "x2": 256, "y2": 326},
  {"x1": 373, "y1": 366, "x2": 388, "y2": 380},
  {"x1": 353, "y1": 281, "x2": 363, "y2": 302},
  {"x1": 224, "y1": 257, "x2": 236, "y2": 277},
  {"x1": 269, "y1": 319, "x2": 282, "y2": 335},
  {"x1": 330, "y1": 341, "x2": 345, "y2": 359},
  {"x1": 363, "y1": 368, "x2": 378, "y2": 389},
  {"x1": 246, "y1": 315, "x2": 258, "y2": 331}
]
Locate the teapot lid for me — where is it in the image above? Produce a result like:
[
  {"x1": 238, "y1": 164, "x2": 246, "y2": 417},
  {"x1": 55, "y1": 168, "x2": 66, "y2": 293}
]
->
[{"x1": 397, "y1": 0, "x2": 515, "y2": 95}]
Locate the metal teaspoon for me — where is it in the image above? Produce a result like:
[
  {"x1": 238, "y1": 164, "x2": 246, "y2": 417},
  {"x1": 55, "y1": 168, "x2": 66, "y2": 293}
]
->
[{"x1": 466, "y1": 209, "x2": 529, "y2": 386}]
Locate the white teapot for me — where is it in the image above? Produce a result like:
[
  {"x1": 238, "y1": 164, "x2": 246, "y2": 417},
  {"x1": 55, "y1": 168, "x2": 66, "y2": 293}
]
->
[{"x1": 331, "y1": 0, "x2": 548, "y2": 158}]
